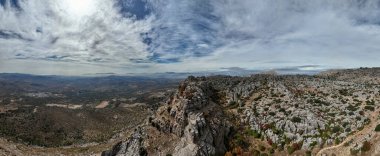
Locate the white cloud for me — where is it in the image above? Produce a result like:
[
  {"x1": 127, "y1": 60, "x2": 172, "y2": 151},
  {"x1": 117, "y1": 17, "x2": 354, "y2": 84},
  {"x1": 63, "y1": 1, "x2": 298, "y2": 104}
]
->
[
  {"x1": 0, "y1": 0, "x2": 153, "y2": 68},
  {"x1": 1, "y1": 0, "x2": 380, "y2": 75},
  {"x1": 157, "y1": 0, "x2": 380, "y2": 72}
]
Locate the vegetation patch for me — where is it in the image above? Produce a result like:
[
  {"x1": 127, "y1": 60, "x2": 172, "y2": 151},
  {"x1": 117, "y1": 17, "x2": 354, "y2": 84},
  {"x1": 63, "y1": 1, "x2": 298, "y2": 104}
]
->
[
  {"x1": 245, "y1": 129, "x2": 261, "y2": 138},
  {"x1": 375, "y1": 124, "x2": 380, "y2": 132},
  {"x1": 361, "y1": 141, "x2": 371, "y2": 152},
  {"x1": 287, "y1": 142, "x2": 302, "y2": 154},
  {"x1": 291, "y1": 117, "x2": 302, "y2": 123},
  {"x1": 364, "y1": 105, "x2": 375, "y2": 111}
]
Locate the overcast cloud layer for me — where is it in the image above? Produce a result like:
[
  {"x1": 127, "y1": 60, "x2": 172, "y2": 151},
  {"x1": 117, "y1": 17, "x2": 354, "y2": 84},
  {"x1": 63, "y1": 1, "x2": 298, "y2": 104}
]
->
[{"x1": 1, "y1": 0, "x2": 380, "y2": 75}]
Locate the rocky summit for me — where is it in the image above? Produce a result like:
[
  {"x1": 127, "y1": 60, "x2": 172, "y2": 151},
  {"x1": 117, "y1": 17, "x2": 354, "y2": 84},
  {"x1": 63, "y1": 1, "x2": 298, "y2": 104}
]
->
[
  {"x1": 103, "y1": 68, "x2": 380, "y2": 156},
  {"x1": 103, "y1": 76, "x2": 233, "y2": 156}
]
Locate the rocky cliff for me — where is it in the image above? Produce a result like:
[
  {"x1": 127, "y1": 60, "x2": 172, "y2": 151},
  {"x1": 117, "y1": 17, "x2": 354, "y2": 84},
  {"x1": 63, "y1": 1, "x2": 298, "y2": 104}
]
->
[{"x1": 102, "y1": 76, "x2": 233, "y2": 156}]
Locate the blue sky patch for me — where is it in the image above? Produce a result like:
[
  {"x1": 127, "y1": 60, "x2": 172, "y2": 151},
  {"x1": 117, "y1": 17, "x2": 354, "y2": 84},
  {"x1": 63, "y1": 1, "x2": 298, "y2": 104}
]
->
[{"x1": 117, "y1": 0, "x2": 151, "y2": 20}]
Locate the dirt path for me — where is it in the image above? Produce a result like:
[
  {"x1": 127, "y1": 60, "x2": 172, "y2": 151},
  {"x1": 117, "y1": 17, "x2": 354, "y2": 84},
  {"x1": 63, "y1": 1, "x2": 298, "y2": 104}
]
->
[{"x1": 317, "y1": 108, "x2": 380, "y2": 156}]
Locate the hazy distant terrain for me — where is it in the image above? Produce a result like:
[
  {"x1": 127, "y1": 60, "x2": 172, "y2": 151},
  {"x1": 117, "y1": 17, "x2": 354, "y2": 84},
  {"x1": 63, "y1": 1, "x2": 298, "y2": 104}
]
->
[{"x1": 0, "y1": 74, "x2": 179, "y2": 148}]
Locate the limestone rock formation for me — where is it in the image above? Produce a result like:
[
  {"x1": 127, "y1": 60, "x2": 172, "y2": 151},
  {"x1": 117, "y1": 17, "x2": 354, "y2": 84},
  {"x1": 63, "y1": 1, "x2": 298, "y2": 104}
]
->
[
  {"x1": 103, "y1": 77, "x2": 232, "y2": 156},
  {"x1": 102, "y1": 127, "x2": 147, "y2": 156}
]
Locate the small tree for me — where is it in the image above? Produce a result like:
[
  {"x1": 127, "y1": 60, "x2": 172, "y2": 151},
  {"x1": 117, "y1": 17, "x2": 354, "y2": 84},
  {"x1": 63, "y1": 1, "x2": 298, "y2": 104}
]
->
[
  {"x1": 375, "y1": 124, "x2": 380, "y2": 132},
  {"x1": 361, "y1": 141, "x2": 371, "y2": 152},
  {"x1": 306, "y1": 151, "x2": 312, "y2": 156},
  {"x1": 332, "y1": 126, "x2": 341, "y2": 133},
  {"x1": 364, "y1": 105, "x2": 375, "y2": 111},
  {"x1": 291, "y1": 117, "x2": 302, "y2": 123}
]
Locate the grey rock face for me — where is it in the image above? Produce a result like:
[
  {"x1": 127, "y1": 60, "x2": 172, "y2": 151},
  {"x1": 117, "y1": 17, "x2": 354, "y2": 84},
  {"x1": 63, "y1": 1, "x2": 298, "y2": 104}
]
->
[
  {"x1": 102, "y1": 128, "x2": 147, "y2": 156},
  {"x1": 104, "y1": 77, "x2": 232, "y2": 156},
  {"x1": 158, "y1": 80, "x2": 231, "y2": 156}
]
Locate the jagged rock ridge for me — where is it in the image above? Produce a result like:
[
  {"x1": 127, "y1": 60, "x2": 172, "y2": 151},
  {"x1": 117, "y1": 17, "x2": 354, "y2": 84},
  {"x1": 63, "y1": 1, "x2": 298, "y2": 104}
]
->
[{"x1": 103, "y1": 76, "x2": 233, "y2": 156}]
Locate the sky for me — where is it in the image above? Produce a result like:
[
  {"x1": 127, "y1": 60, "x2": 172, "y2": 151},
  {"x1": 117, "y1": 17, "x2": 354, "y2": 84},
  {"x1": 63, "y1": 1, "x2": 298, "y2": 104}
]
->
[{"x1": 1, "y1": 0, "x2": 380, "y2": 75}]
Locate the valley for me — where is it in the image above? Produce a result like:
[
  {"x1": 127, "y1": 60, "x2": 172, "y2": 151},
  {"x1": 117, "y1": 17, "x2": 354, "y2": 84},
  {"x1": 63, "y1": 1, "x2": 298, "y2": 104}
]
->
[{"x1": 0, "y1": 74, "x2": 179, "y2": 155}]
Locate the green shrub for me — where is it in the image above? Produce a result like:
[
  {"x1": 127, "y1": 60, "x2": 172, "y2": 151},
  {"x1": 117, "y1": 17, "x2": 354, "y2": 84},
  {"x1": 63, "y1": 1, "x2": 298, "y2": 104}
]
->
[
  {"x1": 291, "y1": 117, "x2": 302, "y2": 123},
  {"x1": 332, "y1": 126, "x2": 341, "y2": 133},
  {"x1": 339, "y1": 89, "x2": 350, "y2": 96},
  {"x1": 252, "y1": 149, "x2": 260, "y2": 156},
  {"x1": 254, "y1": 96, "x2": 262, "y2": 101},
  {"x1": 359, "y1": 111, "x2": 365, "y2": 115},
  {"x1": 269, "y1": 148, "x2": 275, "y2": 154},
  {"x1": 335, "y1": 138, "x2": 340, "y2": 145},
  {"x1": 364, "y1": 105, "x2": 375, "y2": 111},
  {"x1": 287, "y1": 142, "x2": 301, "y2": 154},
  {"x1": 234, "y1": 134, "x2": 246, "y2": 146},
  {"x1": 284, "y1": 136, "x2": 291, "y2": 144},
  {"x1": 259, "y1": 145, "x2": 266, "y2": 151},
  {"x1": 309, "y1": 98, "x2": 330, "y2": 106},
  {"x1": 260, "y1": 153, "x2": 268, "y2": 156},
  {"x1": 366, "y1": 100, "x2": 375, "y2": 105},
  {"x1": 361, "y1": 141, "x2": 371, "y2": 152},
  {"x1": 310, "y1": 141, "x2": 317, "y2": 147},
  {"x1": 228, "y1": 101, "x2": 238, "y2": 108},
  {"x1": 342, "y1": 122, "x2": 349, "y2": 127},
  {"x1": 347, "y1": 105, "x2": 358, "y2": 111},
  {"x1": 328, "y1": 113, "x2": 336, "y2": 117},
  {"x1": 364, "y1": 118, "x2": 371, "y2": 125},
  {"x1": 271, "y1": 143, "x2": 278, "y2": 149},
  {"x1": 375, "y1": 124, "x2": 380, "y2": 132},
  {"x1": 350, "y1": 148, "x2": 359, "y2": 155},
  {"x1": 246, "y1": 129, "x2": 261, "y2": 138},
  {"x1": 287, "y1": 146, "x2": 295, "y2": 155},
  {"x1": 344, "y1": 142, "x2": 350, "y2": 147},
  {"x1": 306, "y1": 151, "x2": 312, "y2": 156}
]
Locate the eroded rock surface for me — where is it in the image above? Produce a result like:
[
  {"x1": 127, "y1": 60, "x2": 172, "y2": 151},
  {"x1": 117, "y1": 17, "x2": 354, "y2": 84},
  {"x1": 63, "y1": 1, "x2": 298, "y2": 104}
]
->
[{"x1": 104, "y1": 77, "x2": 232, "y2": 156}]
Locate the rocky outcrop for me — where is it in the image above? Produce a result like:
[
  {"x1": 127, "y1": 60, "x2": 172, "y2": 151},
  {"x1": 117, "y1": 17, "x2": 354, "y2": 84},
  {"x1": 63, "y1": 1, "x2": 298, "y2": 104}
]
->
[
  {"x1": 103, "y1": 77, "x2": 232, "y2": 156},
  {"x1": 150, "y1": 78, "x2": 231, "y2": 155},
  {"x1": 102, "y1": 127, "x2": 147, "y2": 156}
]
